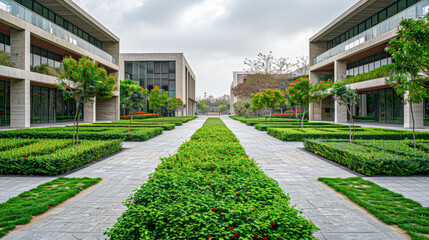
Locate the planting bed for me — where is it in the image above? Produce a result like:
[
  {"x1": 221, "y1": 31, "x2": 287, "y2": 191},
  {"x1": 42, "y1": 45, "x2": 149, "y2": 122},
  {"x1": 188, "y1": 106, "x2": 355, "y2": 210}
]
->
[
  {"x1": 318, "y1": 177, "x2": 429, "y2": 240},
  {"x1": 254, "y1": 122, "x2": 354, "y2": 131},
  {"x1": 0, "y1": 138, "x2": 122, "y2": 175},
  {"x1": 268, "y1": 127, "x2": 429, "y2": 142},
  {"x1": 0, "y1": 126, "x2": 163, "y2": 141},
  {"x1": 105, "y1": 118, "x2": 318, "y2": 239},
  {"x1": 79, "y1": 123, "x2": 176, "y2": 130},
  {"x1": 305, "y1": 139, "x2": 429, "y2": 176},
  {"x1": 0, "y1": 177, "x2": 101, "y2": 238}
]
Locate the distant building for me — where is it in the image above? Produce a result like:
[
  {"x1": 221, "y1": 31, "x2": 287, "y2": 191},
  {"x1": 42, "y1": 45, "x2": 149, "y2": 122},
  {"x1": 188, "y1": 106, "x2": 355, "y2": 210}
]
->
[
  {"x1": 309, "y1": 0, "x2": 429, "y2": 128},
  {"x1": 119, "y1": 53, "x2": 196, "y2": 116},
  {"x1": 0, "y1": 0, "x2": 120, "y2": 128}
]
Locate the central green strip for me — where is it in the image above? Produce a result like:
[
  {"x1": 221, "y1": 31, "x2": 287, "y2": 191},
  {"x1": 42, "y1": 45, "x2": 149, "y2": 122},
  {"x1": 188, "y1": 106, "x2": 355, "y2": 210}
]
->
[{"x1": 106, "y1": 118, "x2": 318, "y2": 239}]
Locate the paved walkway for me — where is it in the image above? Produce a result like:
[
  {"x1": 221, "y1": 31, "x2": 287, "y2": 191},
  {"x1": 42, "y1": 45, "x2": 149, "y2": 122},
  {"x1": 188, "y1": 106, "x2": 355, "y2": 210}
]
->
[
  {"x1": 2, "y1": 117, "x2": 206, "y2": 240},
  {"x1": 223, "y1": 116, "x2": 429, "y2": 240}
]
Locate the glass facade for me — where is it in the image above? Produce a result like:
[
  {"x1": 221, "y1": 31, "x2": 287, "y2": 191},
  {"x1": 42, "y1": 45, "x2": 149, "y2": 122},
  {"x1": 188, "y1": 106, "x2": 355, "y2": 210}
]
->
[
  {"x1": 355, "y1": 88, "x2": 403, "y2": 124},
  {"x1": 30, "y1": 85, "x2": 83, "y2": 123},
  {"x1": 124, "y1": 61, "x2": 176, "y2": 98},
  {"x1": 12, "y1": 0, "x2": 102, "y2": 49},
  {"x1": 0, "y1": 32, "x2": 11, "y2": 53},
  {"x1": 425, "y1": 98, "x2": 429, "y2": 126},
  {"x1": 346, "y1": 51, "x2": 392, "y2": 77},
  {"x1": 30, "y1": 45, "x2": 62, "y2": 69},
  {"x1": 0, "y1": 80, "x2": 10, "y2": 126}
]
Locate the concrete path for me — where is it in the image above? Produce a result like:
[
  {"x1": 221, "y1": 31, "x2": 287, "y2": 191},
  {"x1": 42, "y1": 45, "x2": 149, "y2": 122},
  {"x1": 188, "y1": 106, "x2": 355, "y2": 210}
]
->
[
  {"x1": 2, "y1": 117, "x2": 206, "y2": 240},
  {"x1": 222, "y1": 116, "x2": 428, "y2": 240}
]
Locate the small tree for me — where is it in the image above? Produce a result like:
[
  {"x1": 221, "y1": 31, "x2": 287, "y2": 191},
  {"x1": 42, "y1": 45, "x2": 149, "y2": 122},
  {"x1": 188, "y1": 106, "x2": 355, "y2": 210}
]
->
[
  {"x1": 57, "y1": 56, "x2": 117, "y2": 146},
  {"x1": 243, "y1": 102, "x2": 251, "y2": 118},
  {"x1": 250, "y1": 88, "x2": 285, "y2": 120},
  {"x1": 120, "y1": 79, "x2": 148, "y2": 133},
  {"x1": 197, "y1": 101, "x2": 209, "y2": 114},
  {"x1": 385, "y1": 13, "x2": 429, "y2": 149},
  {"x1": 330, "y1": 82, "x2": 358, "y2": 143},
  {"x1": 148, "y1": 86, "x2": 168, "y2": 122},
  {"x1": 167, "y1": 97, "x2": 183, "y2": 116},
  {"x1": 218, "y1": 102, "x2": 230, "y2": 114},
  {"x1": 286, "y1": 77, "x2": 312, "y2": 128}
]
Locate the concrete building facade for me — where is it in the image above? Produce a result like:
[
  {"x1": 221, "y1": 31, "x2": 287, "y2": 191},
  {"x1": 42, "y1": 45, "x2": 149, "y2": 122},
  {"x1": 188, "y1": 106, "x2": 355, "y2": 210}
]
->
[
  {"x1": 119, "y1": 53, "x2": 196, "y2": 116},
  {"x1": 309, "y1": 0, "x2": 429, "y2": 128},
  {"x1": 229, "y1": 71, "x2": 250, "y2": 115},
  {"x1": 0, "y1": 0, "x2": 120, "y2": 128}
]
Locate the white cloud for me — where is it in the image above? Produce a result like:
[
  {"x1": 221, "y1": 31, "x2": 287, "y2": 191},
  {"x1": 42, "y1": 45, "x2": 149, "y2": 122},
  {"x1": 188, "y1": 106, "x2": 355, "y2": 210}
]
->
[{"x1": 181, "y1": 0, "x2": 232, "y2": 27}]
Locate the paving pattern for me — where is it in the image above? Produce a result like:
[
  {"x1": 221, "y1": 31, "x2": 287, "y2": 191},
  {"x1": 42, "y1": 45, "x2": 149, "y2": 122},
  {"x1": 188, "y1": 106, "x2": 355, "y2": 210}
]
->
[
  {"x1": 2, "y1": 117, "x2": 206, "y2": 240},
  {"x1": 222, "y1": 116, "x2": 429, "y2": 240}
]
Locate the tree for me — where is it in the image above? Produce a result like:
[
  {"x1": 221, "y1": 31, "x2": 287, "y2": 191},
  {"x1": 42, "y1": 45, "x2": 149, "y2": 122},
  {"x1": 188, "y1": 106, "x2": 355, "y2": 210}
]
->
[
  {"x1": 330, "y1": 82, "x2": 358, "y2": 143},
  {"x1": 250, "y1": 88, "x2": 285, "y2": 120},
  {"x1": 243, "y1": 102, "x2": 251, "y2": 118},
  {"x1": 196, "y1": 101, "x2": 209, "y2": 114},
  {"x1": 286, "y1": 77, "x2": 312, "y2": 128},
  {"x1": 385, "y1": 13, "x2": 429, "y2": 149},
  {"x1": 232, "y1": 101, "x2": 247, "y2": 116},
  {"x1": 294, "y1": 55, "x2": 309, "y2": 76},
  {"x1": 120, "y1": 79, "x2": 148, "y2": 133},
  {"x1": 148, "y1": 86, "x2": 168, "y2": 122},
  {"x1": 56, "y1": 56, "x2": 117, "y2": 146},
  {"x1": 167, "y1": 97, "x2": 183, "y2": 116},
  {"x1": 218, "y1": 102, "x2": 230, "y2": 114}
]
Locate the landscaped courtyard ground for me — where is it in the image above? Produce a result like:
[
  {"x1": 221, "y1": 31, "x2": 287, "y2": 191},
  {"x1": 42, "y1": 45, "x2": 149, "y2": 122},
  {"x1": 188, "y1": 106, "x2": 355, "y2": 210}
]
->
[{"x1": 0, "y1": 116, "x2": 428, "y2": 239}]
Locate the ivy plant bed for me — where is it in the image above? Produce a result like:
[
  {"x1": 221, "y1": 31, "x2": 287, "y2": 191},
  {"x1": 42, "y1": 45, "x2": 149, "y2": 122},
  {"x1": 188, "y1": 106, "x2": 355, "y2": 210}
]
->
[
  {"x1": 305, "y1": 139, "x2": 429, "y2": 176},
  {"x1": 106, "y1": 118, "x2": 318, "y2": 239},
  {"x1": 79, "y1": 123, "x2": 176, "y2": 130},
  {"x1": 0, "y1": 177, "x2": 101, "y2": 238},
  {"x1": 0, "y1": 139, "x2": 122, "y2": 175},
  {"x1": 0, "y1": 126, "x2": 162, "y2": 141},
  {"x1": 268, "y1": 127, "x2": 429, "y2": 141},
  {"x1": 318, "y1": 177, "x2": 429, "y2": 240}
]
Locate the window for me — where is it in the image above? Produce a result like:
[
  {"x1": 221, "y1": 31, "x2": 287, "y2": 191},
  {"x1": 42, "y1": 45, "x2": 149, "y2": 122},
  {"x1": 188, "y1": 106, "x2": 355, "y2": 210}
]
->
[
  {"x1": 407, "y1": 0, "x2": 417, "y2": 7},
  {"x1": 387, "y1": 3, "x2": 398, "y2": 18},
  {"x1": 371, "y1": 15, "x2": 378, "y2": 26},
  {"x1": 55, "y1": 15, "x2": 64, "y2": 28},
  {"x1": 358, "y1": 22, "x2": 365, "y2": 33},
  {"x1": 365, "y1": 18, "x2": 372, "y2": 29},
  {"x1": 33, "y1": 1, "x2": 42, "y2": 15},
  {"x1": 378, "y1": 9, "x2": 387, "y2": 22},
  {"x1": 21, "y1": 0, "x2": 32, "y2": 10},
  {"x1": 48, "y1": 10, "x2": 55, "y2": 22},
  {"x1": 398, "y1": 0, "x2": 407, "y2": 11}
]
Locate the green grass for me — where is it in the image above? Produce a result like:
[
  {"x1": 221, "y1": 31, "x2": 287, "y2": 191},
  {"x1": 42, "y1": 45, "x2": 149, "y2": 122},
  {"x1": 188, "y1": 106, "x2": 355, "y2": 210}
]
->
[
  {"x1": 0, "y1": 177, "x2": 101, "y2": 238},
  {"x1": 318, "y1": 177, "x2": 429, "y2": 240}
]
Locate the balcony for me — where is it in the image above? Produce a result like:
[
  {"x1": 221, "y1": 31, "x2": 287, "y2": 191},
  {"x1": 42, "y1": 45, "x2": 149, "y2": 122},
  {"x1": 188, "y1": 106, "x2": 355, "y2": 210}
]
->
[
  {"x1": 0, "y1": 50, "x2": 17, "y2": 68},
  {"x1": 0, "y1": 0, "x2": 116, "y2": 64},
  {"x1": 313, "y1": 0, "x2": 429, "y2": 65}
]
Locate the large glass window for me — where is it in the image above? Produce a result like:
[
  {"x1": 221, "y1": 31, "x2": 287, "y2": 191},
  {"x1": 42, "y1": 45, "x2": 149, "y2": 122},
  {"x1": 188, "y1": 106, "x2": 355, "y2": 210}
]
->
[
  {"x1": 0, "y1": 81, "x2": 10, "y2": 126},
  {"x1": 31, "y1": 45, "x2": 62, "y2": 69},
  {"x1": 424, "y1": 98, "x2": 429, "y2": 126}
]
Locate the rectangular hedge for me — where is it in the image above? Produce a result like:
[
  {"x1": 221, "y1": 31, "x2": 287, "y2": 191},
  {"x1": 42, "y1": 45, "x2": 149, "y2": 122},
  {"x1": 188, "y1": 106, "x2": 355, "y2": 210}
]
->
[
  {"x1": 105, "y1": 118, "x2": 318, "y2": 239},
  {"x1": 0, "y1": 126, "x2": 163, "y2": 141},
  {"x1": 79, "y1": 123, "x2": 176, "y2": 130},
  {"x1": 268, "y1": 127, "x2": 429, "y2": 141},
  {"x1": 0, "y1": 139, "x2": 122, "y2": 175},
  {"x1": 254, "y1": 123, "x2": 355, "y2": 131},
  {"x1": 305, "y1": 139, "x2": 429, "y2": 176}
]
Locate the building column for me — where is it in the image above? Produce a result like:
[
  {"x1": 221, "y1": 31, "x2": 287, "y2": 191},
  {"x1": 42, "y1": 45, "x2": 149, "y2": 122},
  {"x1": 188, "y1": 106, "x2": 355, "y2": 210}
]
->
[
  {"x1": 96, "y1": 96, "x2": 120, "y2": 121},
  {"x1": 10, "y1": 79, "x2": 31, "y2": 128},
  {"x1": 334, "y1": 100, "x2": 348, "y2": 123},
  {"x1": 10, "y1": 29, "x2": 31, "y2": 71},
  {"x1": 404, "y1": 92, "x2": 424, "y2": 129},
  {"x1": 309, "y1": 101, "x2": 322, "y2": 121},
  {"x1": 334, "y1": 60, "x2": 347, "y2": 82},
  {"x1": 84, "y1": 98, "x2": 96, "y2": 123}
]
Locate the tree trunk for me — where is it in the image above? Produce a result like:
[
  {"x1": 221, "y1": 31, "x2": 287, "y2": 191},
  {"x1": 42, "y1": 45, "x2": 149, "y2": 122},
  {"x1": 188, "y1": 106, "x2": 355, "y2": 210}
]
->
[
  {"x1": 301, "y1": 109, "x2": 306, "y2": 129},
  {"x1": 410, "y1": 101, "x2": 416, "y2": 150},
  {"x1": 72, "y1": 101, "x2": 79, "y2": 145},
  {"x1": 346, "y1": 105, "x2": 354, "y2": 143},
  {"x1": 128, "y1": 113, "x2": 133, "y2": 134},
  {"x1": 75, "y1": 99, "x2": 81, "y2": 147}
]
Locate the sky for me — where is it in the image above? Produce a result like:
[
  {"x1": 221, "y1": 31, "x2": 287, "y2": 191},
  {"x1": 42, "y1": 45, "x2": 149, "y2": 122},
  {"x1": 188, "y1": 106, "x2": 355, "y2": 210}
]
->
[{"x1": 74, "y1": 0, "x2": 357, "y2": 98}]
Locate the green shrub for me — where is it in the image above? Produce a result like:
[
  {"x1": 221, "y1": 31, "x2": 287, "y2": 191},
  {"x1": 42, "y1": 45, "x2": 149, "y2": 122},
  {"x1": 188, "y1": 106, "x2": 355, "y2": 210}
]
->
[
  {"x1": 254, "y1": 123, "x2": 355, "y2": 131},
  {"x1": 105, "y1": 118, "x2": 318, "y2": 239},
  {"x1": 0, "y1": 139, "x2": 123, "y2": 175},
  {"x1": 305, "y1": 139, "x2": 429, "y2": 176},
  {"x1": 268, "y1": 128, "x2": 429, "y2": 141},
  {"x1": 0, "y1": 50, "x2": 16, "y2": 67},
  {"x1": 341, "y1": 64, "x2": 393, "y2": 85},
  {"x1": 31, "y1": 64, "x2": 63, "y2": 77},
  {"x1": 79, "y1": 123, "x2": 176, "y2": 130},
  {"x1": 0, "y1": 177, "x2": 101, "y2": 238}
]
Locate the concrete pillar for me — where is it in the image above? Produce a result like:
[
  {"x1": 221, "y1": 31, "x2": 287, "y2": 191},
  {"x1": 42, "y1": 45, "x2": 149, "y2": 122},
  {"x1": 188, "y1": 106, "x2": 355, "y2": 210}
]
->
[
  {"x1": 334, "y1": 60, "x2": 347, "y2": 82},
  {"x1": 102, "y1": 42, "x2": 120, "y2": 65},
  {"x1": 10, "y1": 29, "x2": 31, "y2": 71},
  {"x1": 309, "y1": 101, "x2": 322, "y2": 121},
  {"x1": 10, "y1": 79, "x2": 30, "y2": 128},
  {"x1": 334, "y1": 100, "x2": 348, "y2": 123},
  {"x1": 404, "y1": 92, "x2": 424, "y2": 129},
  {"x1": 84, "y1": 98, "x2": 96, "y2": 123},
  {"x1": 310, "y1": 42, "x2": 327, "y2": 66},
  {"x1": 96, "y1": 96, "x2": 120, "y2": 121}
]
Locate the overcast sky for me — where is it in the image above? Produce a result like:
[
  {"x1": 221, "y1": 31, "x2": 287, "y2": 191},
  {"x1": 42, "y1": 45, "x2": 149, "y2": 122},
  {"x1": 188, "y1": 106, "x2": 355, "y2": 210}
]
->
[{"x1": 74, "y1": 0, "x2": 357, "y2": 98}]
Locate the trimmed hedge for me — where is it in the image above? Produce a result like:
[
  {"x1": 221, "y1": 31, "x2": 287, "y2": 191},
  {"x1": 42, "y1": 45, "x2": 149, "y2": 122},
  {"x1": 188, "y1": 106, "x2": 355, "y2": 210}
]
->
[
  {"x1": 79, "y1": 123, "x2": 176, "y2": 130},
  {"x1": 268, "y1": 127, "x2": 429, "y2": 141},
  {"x1": 0, "y1": 177, "x2": 101, "y2": 238},
  {"x1": 0, "y1": 127, "x2": 163, "y2": 141},
  {"x1": 105, "y1": 118, "x2": 318, "y2": 239},
  {"x1": 255, "y1": 123, "x2": 355, "y2": 131},
  {"x1": 0, "y1": 139, "x2": 123, "y2": 175},
  {"x1": 305, "y1": 139, "x2": 429, "y2": 176}
]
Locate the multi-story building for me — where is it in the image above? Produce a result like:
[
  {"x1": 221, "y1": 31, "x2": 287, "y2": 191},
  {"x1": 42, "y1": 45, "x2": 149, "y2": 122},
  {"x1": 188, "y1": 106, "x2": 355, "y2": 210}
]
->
[
  {"x1": 119, "y1": 53, "x2": 196, "y2": 116},
  {"x1": 229, "y1": 71, "x2": 249, "y2": 114},
  {"x1": 309, "y1": 0, "x2": 429, "y2": 128},
  {"x1": 0, "y1": 0, "x2": 120, "y2": 128}
]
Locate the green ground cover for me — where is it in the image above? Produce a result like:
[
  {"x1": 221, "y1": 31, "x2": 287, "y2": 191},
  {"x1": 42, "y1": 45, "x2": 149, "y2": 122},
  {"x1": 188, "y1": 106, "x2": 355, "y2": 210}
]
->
[
  {"x1": 305, "y1": 139, "x2": 429, "y2": 176},
  {"x1": 267, "y1": 127, "x2": 429, "y2": 141},
  {"x1": 0, "y1": 138, "x2": 122, "y2": 175},
  {"x1": 0, "y1": 126, "x2": 162, "y2": 141},
  {"x1": 318, "y1": 177, "x2": 429, "y2": 240},
  {"x1": 105, "y1": 118, "x2": 318, "y2": 239},
  {"x1": 79, "y1": 123, "x2": 176, "y2": 130},
  {"x1": 254, "y1": 122, "x2": 355, "y2": 131},
  {"x1": 0, "y1": 177, "x2": 101, "y2": 238}
]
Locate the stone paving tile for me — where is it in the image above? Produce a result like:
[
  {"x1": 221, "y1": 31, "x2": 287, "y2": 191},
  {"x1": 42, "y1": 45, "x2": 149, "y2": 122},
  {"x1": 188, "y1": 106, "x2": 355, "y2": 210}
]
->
[
  {"x1": 2, "y1": 117, "x2": 207, "y2": 240},
  {"x1": 0, "y1": 176, "x2": 56, "y2": 203},
  {"x1": 222, "y1": 116, "x2": 406, "y2": 240}
]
